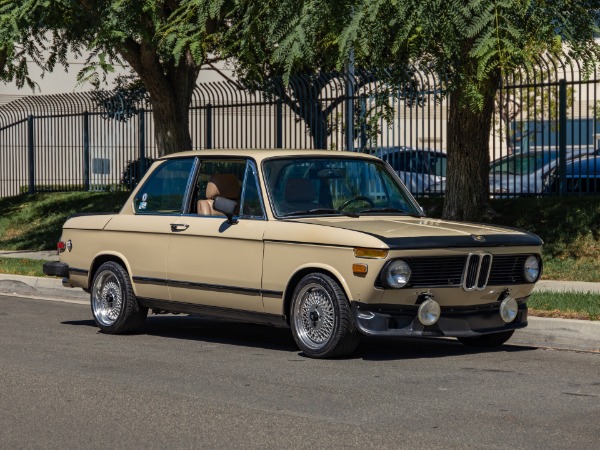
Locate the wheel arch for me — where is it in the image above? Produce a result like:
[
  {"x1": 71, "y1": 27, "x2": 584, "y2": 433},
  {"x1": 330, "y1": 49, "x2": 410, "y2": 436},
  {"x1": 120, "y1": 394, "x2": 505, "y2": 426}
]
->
[
  {"x1": 282, "y1": 264, "x2": 351, "y2": 325},
  {"x1": 88, "y1": 252, "x2": 133, "y2": 291}
]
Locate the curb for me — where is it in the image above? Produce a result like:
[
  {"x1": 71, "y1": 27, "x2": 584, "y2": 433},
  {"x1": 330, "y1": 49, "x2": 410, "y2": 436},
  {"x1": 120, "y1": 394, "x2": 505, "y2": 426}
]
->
[
  {"x1": 1, "y1": 273, "x2": 599, "y2": 353},
  {"x1": 512, "y1": 317, "x2": 600, "y2": 353},
  {"x1": 0, "y1": 273, "x2": 88, "y2": 302}
]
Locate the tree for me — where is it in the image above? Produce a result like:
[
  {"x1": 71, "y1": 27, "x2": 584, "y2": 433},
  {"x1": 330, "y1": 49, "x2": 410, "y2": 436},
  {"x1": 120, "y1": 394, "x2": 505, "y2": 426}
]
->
[
  {"x1": 0, "y1": 0, "x2": 232, "y2": 156},
  {"x1": 171, "y1": 1, "x2": 402, "y2": 150},
  {"x1": 170, "y1": 0, "x2": 357, "y2": 149},
  {"x1": 269, "y1": 0, "x2": 600, "y2": 220}
]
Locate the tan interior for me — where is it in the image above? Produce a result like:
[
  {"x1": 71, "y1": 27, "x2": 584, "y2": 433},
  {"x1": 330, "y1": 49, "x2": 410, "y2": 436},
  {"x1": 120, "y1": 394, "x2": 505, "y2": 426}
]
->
[{"x1": 197, "y1": 173, "x2": 241, "y2": 216}]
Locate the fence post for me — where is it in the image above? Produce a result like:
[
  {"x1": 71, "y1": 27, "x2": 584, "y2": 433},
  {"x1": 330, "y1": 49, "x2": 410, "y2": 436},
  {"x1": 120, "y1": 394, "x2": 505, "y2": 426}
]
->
[
  {"x1": 27, "y1": 115, "x2": 35, "y2": 194},
  {"x1": 205, "y1": 103, "x2": 213, "y2": 149},
  {"x1": 83, "y1": 111, "x2": 90, "y2": 191},
  {"x1": 139, "y1": 108, "x2": 146, "y2": 179},
  {"x1": 345, "y1": 71, "x2": 355, "y2": 152},
  {"x1": 558, "y1": 79, "x2": 567, "y2": 196},
  {"x1": 276, "y1": 99, "x2": 283, "y2": 148},
  {"x1": 359, "y1": 97, "x2": 367, "y2": 150}
]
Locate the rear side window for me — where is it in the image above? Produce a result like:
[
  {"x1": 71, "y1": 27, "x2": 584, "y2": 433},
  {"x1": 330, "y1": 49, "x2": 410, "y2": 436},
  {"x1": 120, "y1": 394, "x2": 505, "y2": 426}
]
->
[{"x1": 134, "y1": 158, "x2": 195, "y2": 214}]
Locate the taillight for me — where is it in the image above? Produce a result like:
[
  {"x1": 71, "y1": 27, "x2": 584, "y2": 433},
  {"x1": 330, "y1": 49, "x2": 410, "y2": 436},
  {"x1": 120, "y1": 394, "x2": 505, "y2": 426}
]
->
[{"x1": 57, "y1": 241, "x2": 66, "y2": 254}]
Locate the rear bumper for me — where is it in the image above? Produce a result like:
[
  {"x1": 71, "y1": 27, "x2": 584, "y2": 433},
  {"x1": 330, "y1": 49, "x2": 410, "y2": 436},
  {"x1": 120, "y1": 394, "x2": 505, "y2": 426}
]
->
[
  {"x1": 43, "y1": 261, "x2": 69, "y2": 278},
  {"x1": 352, "y1": 300, "x2": 528, "y2": 337}
]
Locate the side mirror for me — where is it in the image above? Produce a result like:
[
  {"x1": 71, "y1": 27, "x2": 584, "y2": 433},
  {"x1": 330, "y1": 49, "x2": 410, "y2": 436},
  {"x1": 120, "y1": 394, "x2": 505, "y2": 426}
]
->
[{"x1": 213, "y1": 197, "x2": 238, "y2": 224}]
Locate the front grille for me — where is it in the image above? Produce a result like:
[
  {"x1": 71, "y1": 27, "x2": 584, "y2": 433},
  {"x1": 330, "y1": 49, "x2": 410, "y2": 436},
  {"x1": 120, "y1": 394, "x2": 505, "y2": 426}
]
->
[
  {"x1": 402, "y1": 256, "x2": 467, "y2": 287},
  {"x1": 488, "y1": 255, "x2": 529, "y2": 285},
  {"x1": 379, "y1": 254, "x2": 533, "y2": 290}
]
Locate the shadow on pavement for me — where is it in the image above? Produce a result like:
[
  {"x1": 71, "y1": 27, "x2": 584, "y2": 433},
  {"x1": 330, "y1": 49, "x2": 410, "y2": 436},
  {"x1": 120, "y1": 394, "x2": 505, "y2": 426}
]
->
[{"x1": 62, "y1": 314, "x2": 538, "y2": 360}]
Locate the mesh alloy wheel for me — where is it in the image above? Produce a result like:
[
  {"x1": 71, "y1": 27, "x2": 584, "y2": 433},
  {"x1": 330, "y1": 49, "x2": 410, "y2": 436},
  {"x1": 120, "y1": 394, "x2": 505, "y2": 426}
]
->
[{"x1": 92, "y1": 270, "x2": 124, "y2": 327}]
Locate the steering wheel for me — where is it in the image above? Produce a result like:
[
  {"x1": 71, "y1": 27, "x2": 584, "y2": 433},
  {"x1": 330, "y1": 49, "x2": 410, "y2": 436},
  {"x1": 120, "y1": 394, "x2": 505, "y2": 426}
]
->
[{"x1": 339, "y1": 196, "x2": 374, "y2": 210}]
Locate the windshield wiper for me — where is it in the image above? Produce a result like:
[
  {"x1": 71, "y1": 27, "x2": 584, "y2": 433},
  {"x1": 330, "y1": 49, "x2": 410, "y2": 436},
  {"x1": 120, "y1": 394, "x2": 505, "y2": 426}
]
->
[
  {"x1": 283, "y1": 208, "x2": 359, "y2": 218},
  {"x1": 357, "y1": 207, "x2": 423, "y2": 217}
]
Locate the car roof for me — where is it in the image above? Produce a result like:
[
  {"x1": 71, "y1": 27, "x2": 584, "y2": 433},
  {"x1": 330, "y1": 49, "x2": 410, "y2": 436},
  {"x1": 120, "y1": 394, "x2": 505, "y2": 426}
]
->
[{"x1": 160, "y1": 148, "x2": 382, "y2": 162}]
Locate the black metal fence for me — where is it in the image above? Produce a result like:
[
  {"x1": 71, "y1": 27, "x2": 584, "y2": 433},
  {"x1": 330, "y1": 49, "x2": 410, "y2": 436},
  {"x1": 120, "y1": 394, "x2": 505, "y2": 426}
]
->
[{"x1": 1, "y1": 55, "x2": 599, "y2": 198}]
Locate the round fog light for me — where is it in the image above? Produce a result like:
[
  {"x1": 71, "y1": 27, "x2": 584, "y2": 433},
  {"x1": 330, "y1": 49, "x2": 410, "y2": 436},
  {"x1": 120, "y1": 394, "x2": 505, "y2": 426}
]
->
[
  {"x1": 418, "y1": 299, "x2": 441, "y2": 326},
  {"x1": 499, "y1": 296, "x2": 519, "y2": 323}
]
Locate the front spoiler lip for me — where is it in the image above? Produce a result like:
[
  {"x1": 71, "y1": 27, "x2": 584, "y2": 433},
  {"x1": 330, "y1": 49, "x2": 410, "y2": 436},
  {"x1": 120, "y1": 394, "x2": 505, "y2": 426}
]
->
[{"x1": 352, "y1": 301, "x2": 528, "y2": 338}]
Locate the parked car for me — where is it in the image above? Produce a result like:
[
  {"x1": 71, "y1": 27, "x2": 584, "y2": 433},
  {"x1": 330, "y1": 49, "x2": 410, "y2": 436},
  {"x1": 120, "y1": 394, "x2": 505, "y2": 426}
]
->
[
  {"x1": 44, "y1": 149, "x2": 542, "y2": 358},
  {"x1": 488, "y1": 150, "x2": 558, "y2": 196},
  {"x1": 370, "y1": 146, "x2": 447, "y2": 195},
  {"x1": 547, "y1": 153, "x2": 600, "y2": 194},
  {"x1": 428, "y1": 148, "x2": 599, "y2": 197}
]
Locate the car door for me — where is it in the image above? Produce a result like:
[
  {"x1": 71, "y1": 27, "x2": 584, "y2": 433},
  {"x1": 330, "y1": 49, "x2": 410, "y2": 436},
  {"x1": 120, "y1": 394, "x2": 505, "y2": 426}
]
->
[
  {"x1": 166, "y1": 159, "x2": 267, "y2": 313},
  {"x1": 104, "y1": 157, "x2": 197, "y2": 301}
]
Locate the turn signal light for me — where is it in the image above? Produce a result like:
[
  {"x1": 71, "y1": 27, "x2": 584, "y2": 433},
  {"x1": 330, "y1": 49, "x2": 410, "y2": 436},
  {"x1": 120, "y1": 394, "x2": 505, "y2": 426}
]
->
[
  {"x1": 353, "y1": 248, "x2": 388, "y2": 259},
  {"x1": 352, "y1": 263, "x2": 368, "y2": 275}
]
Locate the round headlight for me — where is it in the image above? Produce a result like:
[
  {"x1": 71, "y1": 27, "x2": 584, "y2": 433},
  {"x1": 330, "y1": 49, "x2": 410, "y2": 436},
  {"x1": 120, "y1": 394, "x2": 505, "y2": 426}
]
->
[
  {"x1": 384, "y1": 259, "x2": 411, "y2": 288},
  {"x1": 523, "y1": 255, "x2": 541, "y2": 283}
]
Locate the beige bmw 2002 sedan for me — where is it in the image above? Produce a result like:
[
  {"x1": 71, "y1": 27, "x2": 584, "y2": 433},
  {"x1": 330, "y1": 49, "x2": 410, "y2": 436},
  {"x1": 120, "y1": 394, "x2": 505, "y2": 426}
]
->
[{"x1": 44, "y1": 149, "x2": 543, "y2": 358}]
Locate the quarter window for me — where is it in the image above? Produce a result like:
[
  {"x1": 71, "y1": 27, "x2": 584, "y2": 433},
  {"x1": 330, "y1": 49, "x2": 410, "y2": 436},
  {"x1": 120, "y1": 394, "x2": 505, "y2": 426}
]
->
[{"x1": 240, "y1": 163, "x2": 265, "y2": 219}]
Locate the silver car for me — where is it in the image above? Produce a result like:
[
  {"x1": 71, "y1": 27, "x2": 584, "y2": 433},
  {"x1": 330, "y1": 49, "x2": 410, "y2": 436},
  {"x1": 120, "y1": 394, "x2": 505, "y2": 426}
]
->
[
  {"x1": 429, "y1": 148, "x2": 599, "y2": 197},
  {"x1": 370, "y1": 147, "x2": 447, "y2": 195}
]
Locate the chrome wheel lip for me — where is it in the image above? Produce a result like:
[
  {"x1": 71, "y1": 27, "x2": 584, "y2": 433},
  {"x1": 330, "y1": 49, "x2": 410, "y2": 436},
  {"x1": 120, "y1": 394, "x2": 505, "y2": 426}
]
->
[
  {"x1": 92, "y1": 270, "x2": 123, "y2": 327},
  {"x1": 293, "y1": 283, "x2": 336, "y2": 350}
]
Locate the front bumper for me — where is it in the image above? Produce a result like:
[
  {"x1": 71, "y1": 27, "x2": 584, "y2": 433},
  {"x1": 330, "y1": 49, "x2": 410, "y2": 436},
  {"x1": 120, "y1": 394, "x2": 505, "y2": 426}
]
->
[{"x1": 352, "y1": 300, "x2": 528, "y2": 337}]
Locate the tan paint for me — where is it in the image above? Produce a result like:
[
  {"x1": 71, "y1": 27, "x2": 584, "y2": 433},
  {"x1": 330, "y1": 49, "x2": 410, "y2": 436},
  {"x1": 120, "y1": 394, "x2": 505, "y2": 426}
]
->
[{"x1": 167, "y1": 215, "x2": 267, "y2": 312}]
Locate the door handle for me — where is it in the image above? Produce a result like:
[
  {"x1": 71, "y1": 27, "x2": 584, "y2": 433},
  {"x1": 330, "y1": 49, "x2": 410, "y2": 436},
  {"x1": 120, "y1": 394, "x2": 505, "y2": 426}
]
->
[{"x1": 170, "y1": 223, "x2": 189, "y2": 232}]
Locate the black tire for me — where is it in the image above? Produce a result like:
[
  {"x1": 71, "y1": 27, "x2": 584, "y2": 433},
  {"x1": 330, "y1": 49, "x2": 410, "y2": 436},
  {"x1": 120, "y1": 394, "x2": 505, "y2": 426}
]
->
[
  {"x1": 90, "y1": 261, "x2": 147, "y2": 334},
  {"x1": 290, "y1": 273, "x2": 360, "y2": 358},
  {"x1": 457, "y1": 330, "x2": 515, "y2": 348}
]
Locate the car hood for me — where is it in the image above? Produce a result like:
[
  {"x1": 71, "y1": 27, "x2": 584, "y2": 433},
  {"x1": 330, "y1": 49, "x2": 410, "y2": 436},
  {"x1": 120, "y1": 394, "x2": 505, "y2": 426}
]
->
[{"x1": 292, "y1": 216, "x2": 542, "y2": 249}]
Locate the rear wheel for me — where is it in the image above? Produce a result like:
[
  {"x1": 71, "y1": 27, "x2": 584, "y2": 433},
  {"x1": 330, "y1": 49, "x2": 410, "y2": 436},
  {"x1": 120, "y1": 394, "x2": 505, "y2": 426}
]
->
[
  {"x1": 290, "y1": 273, "x2": 360, "y2": 358},
  {"x1": 91, "y1": 261, "x2": 147, "y2": 334},
  {"x1": 457, "y1": 330, "x2": 515, "y2": 348}
]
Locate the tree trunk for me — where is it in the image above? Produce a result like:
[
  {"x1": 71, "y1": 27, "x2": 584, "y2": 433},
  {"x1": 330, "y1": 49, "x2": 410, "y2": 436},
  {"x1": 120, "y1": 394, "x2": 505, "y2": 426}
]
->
[
  {"x1": 118, "y1": 41, "x2": 199, "y2": 156},
  {"x1": 148, "y1": 84, "x2": 194, "y2": 156},
  {"x1": 442, "y1": 76, "x2": 499, "y2": 221}
]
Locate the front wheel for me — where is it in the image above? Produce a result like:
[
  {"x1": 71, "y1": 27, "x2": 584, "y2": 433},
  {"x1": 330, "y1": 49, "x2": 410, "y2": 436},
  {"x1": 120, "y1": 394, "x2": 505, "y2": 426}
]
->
[
  {"x1": 290, "y1": 273, "x2": 360, "y2": 358},
  {"x1": 457, "y1": 330, "x2": 515, "y2": 348},
  {"x1": 91, "y1": 261, "x2": 147, "y2": 334}
]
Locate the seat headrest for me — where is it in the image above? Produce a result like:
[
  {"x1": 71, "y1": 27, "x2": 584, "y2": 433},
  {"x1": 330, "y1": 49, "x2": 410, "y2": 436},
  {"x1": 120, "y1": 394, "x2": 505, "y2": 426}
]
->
[
  {"x1": 206, "y1": 174, "x2": 240, "y2": 200},
  {"x1": 284, "y1": 178, "x2": 316, "y2": 203}
]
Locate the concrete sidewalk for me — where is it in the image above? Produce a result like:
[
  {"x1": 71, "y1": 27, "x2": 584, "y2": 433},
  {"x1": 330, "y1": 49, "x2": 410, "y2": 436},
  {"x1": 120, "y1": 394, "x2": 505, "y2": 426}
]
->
[
  {"x1": 0, "y1": 272, "x2": 598, "y2": 353},
  {"x1": 0, "y1": 250, "x2": 59, "y2": 261}
]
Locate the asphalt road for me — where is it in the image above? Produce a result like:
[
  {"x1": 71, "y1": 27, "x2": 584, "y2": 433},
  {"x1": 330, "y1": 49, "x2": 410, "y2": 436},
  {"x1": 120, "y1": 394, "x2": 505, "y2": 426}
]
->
[{"x1": 1, "y1": 295, "x2": 599, "y2": 449}]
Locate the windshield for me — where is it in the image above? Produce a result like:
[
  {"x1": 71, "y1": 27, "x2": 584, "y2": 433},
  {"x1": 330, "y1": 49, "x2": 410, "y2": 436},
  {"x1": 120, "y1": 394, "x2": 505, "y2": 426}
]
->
[{"x1": 262, "y1": 157, "x2": 423, "y2": 217}]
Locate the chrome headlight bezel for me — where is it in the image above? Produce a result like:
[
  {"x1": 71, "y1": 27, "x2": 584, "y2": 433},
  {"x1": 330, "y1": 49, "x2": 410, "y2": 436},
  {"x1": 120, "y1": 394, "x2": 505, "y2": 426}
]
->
[
  {"x1": 381, "y1": 259, "x2": 412, "y2": 289},
  {"x1": 523, "y1": 255, "x2": 541, "y2": 283}
]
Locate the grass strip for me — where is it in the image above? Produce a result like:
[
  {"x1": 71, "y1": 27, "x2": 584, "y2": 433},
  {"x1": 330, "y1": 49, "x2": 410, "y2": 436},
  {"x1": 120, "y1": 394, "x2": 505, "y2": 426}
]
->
[
  {"x1": 0, "y1": 257, "x2": 46, "y2": 277},
  {"x1": 542, "y1": 257, "x2": 600, "y2": 282},
  {"x1": 0, "y1": 191, "x2": 129, "y2": 251},
  {"x1": 528, "y1": 291, "x2": 600, "y2": 320}
]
